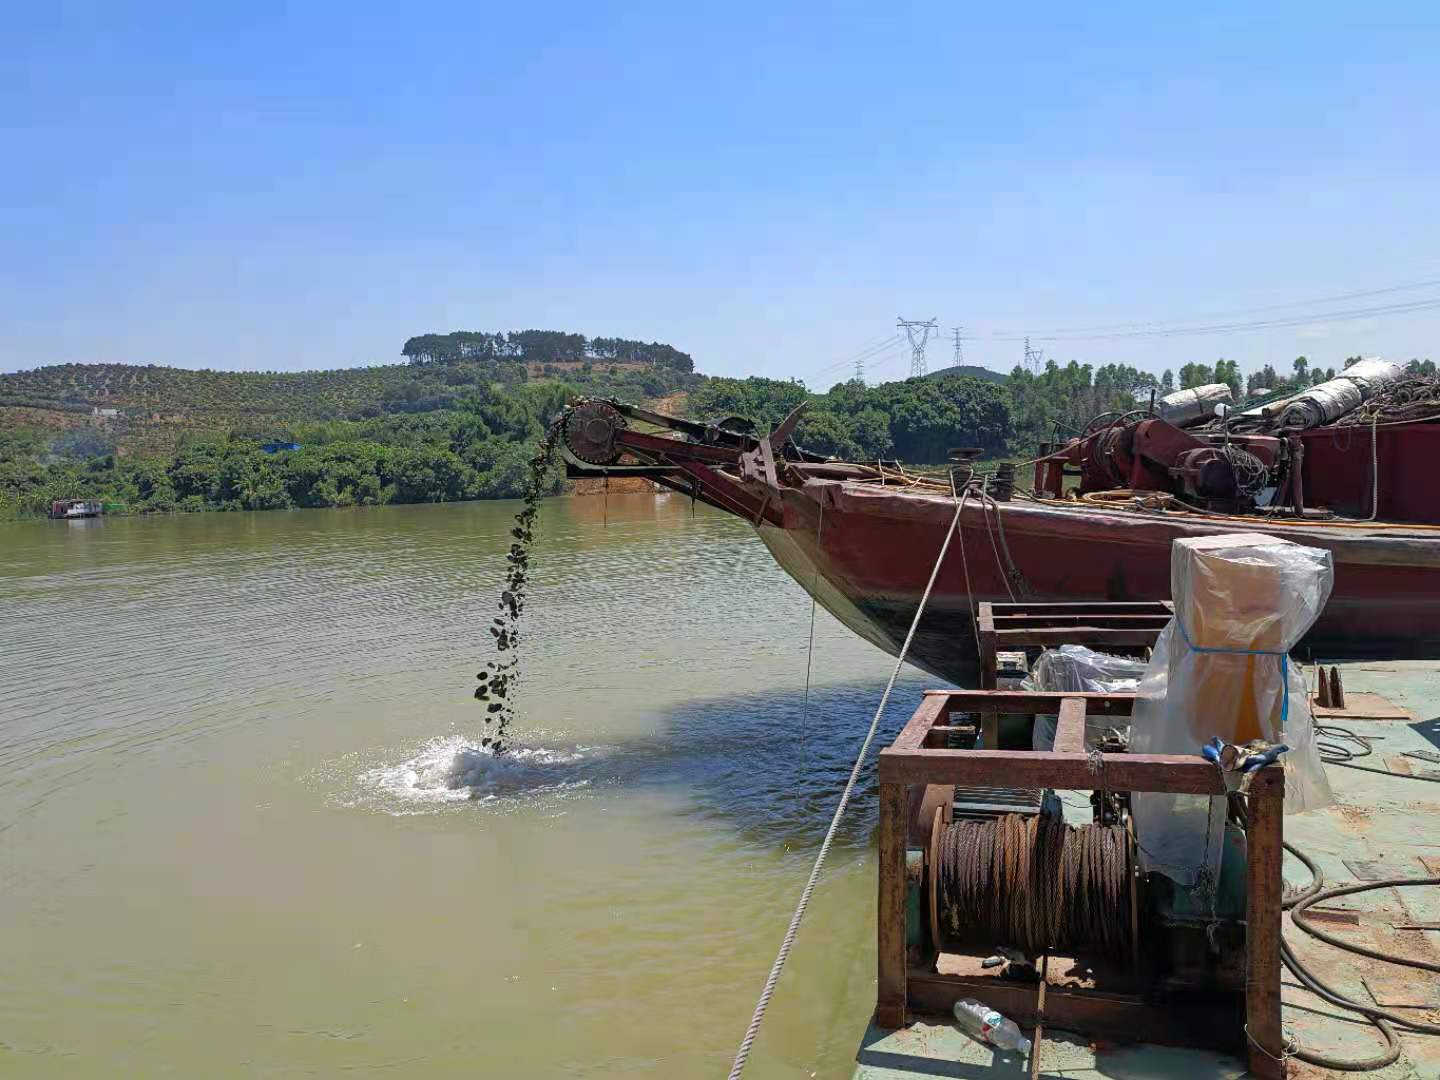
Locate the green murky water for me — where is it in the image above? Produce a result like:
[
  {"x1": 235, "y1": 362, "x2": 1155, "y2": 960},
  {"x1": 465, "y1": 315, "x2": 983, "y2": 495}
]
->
[{"x1": 0, "y1": 495, "x2": 920, "y2": 1078}]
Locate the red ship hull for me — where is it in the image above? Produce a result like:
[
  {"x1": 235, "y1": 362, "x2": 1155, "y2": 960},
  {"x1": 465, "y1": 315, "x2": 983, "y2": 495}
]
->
[
  {"x1": 559, "y1": 398, "x2": 1440, "y2": 686},
  {"x1": 754, "y1": 481, "x2": 1440, "y2": 685}
]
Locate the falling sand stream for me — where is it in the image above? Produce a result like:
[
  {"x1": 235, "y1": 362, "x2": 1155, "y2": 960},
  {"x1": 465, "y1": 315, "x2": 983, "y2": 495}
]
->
[{"x1": 473, "y1": 422, "x2": 562, "y2": 755}]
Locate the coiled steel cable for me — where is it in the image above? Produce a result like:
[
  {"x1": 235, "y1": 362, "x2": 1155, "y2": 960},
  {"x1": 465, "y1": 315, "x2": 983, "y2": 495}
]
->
[{"x1": 934, "y1": 814, "x2": 1133, "y2": 961}]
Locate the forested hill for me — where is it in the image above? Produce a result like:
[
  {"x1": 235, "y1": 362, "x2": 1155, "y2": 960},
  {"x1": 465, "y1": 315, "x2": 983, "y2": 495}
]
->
[
  {"x1": 1, "y1": 329, "x2": 695, "y2": 424},
  {"x1": 0, "y1": 362, "x2": 423, "y2": 421},
  {"x1": 921, "y1": 364, "x2": 1008, "y2": 384},
  {"x1": 0, "y1": 327, "x2": 702, "y2": 519}
]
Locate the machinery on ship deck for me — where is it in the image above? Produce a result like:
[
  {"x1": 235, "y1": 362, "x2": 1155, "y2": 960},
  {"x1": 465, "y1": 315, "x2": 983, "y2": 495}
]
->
[{"x1": 875, "y1": 602, "x2": 1288, "y2": 1078}]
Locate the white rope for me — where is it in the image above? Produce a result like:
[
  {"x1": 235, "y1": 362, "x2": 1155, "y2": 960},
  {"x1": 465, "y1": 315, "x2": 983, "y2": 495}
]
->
[
  {"x1": 727, "y1": 497, "x2": 966, "y2": 1079},
  {"x1": 797, "y1": 503, "x2": 825, "y2": 808}
]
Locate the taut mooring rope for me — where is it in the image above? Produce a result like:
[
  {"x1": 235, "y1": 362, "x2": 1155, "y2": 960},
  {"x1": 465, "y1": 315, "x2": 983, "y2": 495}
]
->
[{"x1": 726, "y1": 497, "x2": 966, "y2": 1080}]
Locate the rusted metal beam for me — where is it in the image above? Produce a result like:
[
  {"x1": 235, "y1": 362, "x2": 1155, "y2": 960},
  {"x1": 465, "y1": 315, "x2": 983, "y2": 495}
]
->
[
  {"x1": 894, "y1": 693, "x2": 947, "y2": 751},
  {"x1": 986, "y1": 601, "x2": 1173, "y2": 614},
  {"x1": 921, "y1": 690, "x2": 1134, "y2": 717},
  {"x1": 992, "y1": 627, "x2": 1167, "y2": 646},
  {"x1": 904, "y1": 972, "x2": 1244, "y2": 1052},
  {"x1": 878, "y1": 747, "x2": 1224, "y2": 795},
  {"x1": 655, "y1": 458, "x2": 785, "y2": 527},
  {"x1": 1245, "y1": 766, "x2": 1287, "y2": 1079},
  {"x1": 876, "y1": 781, "x2": 909, "y2": 1029},
  {"x1": 1030, "y1": 954, "x2": 1050, "y2": 1080},
  {"x1": 992, "y1": 614, "x2": 1172, "y2": 628},
  {"x1": 615, "y1": 428, "x2": 740, "y2": 464}
]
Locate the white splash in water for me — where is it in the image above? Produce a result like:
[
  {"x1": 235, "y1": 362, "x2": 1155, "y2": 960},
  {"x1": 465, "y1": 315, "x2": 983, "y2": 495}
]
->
[{"x1": 360, "y1": 735, "x2": 591, "y2": 808}]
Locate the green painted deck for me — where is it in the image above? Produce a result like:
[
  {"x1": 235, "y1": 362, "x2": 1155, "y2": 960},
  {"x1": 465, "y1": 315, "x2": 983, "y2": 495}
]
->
[{"x1": 853, "y1": 661, "x2": 1440, "y2": 1080}]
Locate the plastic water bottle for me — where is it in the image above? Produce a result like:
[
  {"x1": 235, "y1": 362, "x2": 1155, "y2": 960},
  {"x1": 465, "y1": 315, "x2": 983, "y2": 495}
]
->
[{"x1": 952, "y1": 998, "x2": 1033, "y2": 1054}]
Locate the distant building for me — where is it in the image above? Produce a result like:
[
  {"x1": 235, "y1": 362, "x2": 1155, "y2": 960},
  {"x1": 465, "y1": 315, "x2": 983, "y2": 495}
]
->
[
  {"x1": 261, "y1": 441, "x2": 301, "y2": 454},
  {"x1": 50, "y1": 499, "x2": 104, "y2": 519},
  {"x1": 91, "y1": 406, "x2": 120, "y2": 418}
]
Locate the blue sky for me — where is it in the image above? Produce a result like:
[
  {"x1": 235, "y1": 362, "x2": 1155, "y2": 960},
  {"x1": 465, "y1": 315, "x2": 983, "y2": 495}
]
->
[{"x1": 3, "y1": 2, "x2": 1438, "y2": 384}]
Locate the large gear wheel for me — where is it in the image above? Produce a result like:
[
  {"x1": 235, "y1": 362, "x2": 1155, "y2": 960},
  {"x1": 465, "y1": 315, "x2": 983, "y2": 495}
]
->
[{"x1": 563, "y1": 400, "x2": 626, "y2": 465}]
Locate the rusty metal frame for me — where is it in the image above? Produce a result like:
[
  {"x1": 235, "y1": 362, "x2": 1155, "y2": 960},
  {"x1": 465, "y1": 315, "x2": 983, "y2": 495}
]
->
[
  {"x1": 976, "y1": 601, "x2": 1174, "y2": 689},
  {"x1": 875, "y1": 689, "x2": 1287, "y2": 1079}
]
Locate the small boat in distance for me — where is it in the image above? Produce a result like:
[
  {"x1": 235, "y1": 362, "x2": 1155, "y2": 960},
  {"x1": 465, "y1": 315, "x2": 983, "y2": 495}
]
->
[
  {"x1": 553, "y1": 374, "x2": 1440, "y2": 682},
  {"x1": 49, "y1": 499, "x2": 105, "y2": 520}
]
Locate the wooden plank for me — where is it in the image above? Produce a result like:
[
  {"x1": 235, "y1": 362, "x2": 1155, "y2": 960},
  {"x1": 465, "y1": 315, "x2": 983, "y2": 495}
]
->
[
  {"x1": 921, "y1": 690, "x2": 1134, "y2": 717},
  {"x1": 878, "y1": 748, "x2": 1224, "y2": 795},
  {"x1": 904, "y1": 972, "x2": 1244, "y2": 1052},
  {"x1": 1312, "y1": 691, "x2": 1415, "y2": 721},
  {"x1": 894, "y1": 693, "x2": 947, "y2": 751},
  {"x1": 977, "y1": 602, "x2": 1000, "y2": 748},
  {"x1": 1053, "y1": 697, "x2": 1087, "y2": 755},
  {"x1": 993, "y1": 627, "x2": 1166, "y2": 646},
  {"x1": 978, "y1": 603, "x2": 998, "y2": 691},
  {"x1": 876, "y1": 781, "x2": 908, "y2": 1029},
  {"x1": 1245, "y1": 766, "x2": 1286, "y2": 1080}
]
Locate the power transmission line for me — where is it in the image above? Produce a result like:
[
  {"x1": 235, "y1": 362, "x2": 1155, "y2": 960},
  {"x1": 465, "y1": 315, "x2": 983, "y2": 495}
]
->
[
  {"x1": 897, "y1": 317, "x2": 939, "y2": 377},
  {"x1": 951, "y1": 326, "x2": 964, "y2": 368},
  {"x1": 1021, "y1": 275, "x2": 1440, "y2": 337},
  {"x1": 968, "y1": 293, "x2": 1440, "y2": 344},
  {"x1": 799, "y1": 334, "x2": 904, "y2": 385}
]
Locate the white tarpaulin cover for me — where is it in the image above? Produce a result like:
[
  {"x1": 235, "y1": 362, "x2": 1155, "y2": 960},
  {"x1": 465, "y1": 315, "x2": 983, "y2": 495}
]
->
[
  {"x1": 1277, "y1": 357, "x2": 1404, "y2": 429},
  {"x1": 1025, "y1": 645, "x2": 1148, "y2": 750},
  {"x1": 1159, "y1": 383, "x2": 1234, "y2": 427},
  {"x1": 1131, "y1": 533, "x2": 1334, "y2": 889}
]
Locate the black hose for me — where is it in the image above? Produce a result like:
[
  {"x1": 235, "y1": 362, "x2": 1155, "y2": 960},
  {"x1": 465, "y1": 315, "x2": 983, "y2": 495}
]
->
[
  {"x1": 1280, "y1": 936, "x2": 1402, "y2": 1071},
  {"x1": 1317, "y1": 723, "x2": 1440, "y2": 783},
  {"x1": 1293, "y1": 877, "x2": 1440, "y2": 974},
  {"x1": 1332, "y1": 760, "x2": 1440, "y2": 784},
  {"x1": 1316, "y1": 723, "x2": 1374, "y2": 764},
  {"x1": 1274, "y1": 837, "x2": 1440, "y2": 1070}
]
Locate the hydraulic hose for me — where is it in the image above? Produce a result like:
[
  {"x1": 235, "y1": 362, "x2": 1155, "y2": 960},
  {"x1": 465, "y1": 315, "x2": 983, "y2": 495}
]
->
[{"x1": 1276, "y1": 838, "x2": 1440, "y2": 1071}]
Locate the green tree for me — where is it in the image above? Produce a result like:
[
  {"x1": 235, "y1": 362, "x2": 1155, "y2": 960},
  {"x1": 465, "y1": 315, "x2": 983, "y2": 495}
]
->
[
  {"x1": 1213, "y1": 359, "x2": 1242, "y2": 400},
  {"x1": 1178, "y1": 363, "x2": 1215, "y2": 390}
]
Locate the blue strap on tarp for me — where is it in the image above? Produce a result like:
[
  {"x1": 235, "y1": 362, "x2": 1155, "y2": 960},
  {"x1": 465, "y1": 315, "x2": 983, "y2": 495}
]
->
[{"x1": 1174, "y1": 617, "x2": 1290, "y2": 730}]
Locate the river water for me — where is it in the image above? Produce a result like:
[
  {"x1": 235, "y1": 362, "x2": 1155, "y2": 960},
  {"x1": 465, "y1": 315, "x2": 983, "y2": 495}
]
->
[{"x1": 0, "y1": 494, "x2": 928, "y2": 1078}]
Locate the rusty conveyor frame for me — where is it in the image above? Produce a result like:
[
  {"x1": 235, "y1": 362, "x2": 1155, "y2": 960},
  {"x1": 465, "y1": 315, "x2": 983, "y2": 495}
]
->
[{"x1": 876, "y1": 689, "x2": 1288, "y2": 1079}]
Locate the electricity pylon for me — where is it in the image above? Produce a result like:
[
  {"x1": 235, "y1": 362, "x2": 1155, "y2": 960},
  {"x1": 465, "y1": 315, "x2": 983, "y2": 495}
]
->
[{"x1": 898, "y1": 318, "x2": 939, "y2": 377}]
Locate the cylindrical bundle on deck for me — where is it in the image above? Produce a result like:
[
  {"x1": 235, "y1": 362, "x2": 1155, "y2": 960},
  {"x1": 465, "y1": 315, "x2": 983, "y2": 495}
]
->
[{"x1": 934, "y1": 813, "x2": 1133, "y2": 960}]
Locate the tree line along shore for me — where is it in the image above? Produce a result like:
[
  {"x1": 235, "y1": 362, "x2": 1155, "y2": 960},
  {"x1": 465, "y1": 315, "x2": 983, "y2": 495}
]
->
[{"x1": 3, "y1": 330, "x2": 1430, "y2": 521}]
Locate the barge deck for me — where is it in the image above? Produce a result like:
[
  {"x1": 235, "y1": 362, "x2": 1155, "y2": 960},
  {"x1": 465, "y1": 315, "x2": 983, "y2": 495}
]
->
[{"x1": 853, "y1": 659, "x2": 1440, "y2": 1079}]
